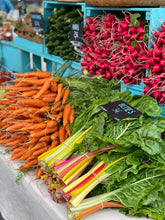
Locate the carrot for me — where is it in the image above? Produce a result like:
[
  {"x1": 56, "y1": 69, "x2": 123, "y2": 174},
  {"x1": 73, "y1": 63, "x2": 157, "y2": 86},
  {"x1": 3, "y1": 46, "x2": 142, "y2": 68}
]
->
[
  {"x1": 30, "y1": 142, "x2": 47, "y2": 151},
  {"x1": 11, "y1": 149, "x2": 27, "y2": 160},
  {"x1": 46, "y1": 120, "x2": 57, "y2": 128},
  {"x1": 20, "y1": 158, "x2": 38, "y2": 169},
  {"x1": 13, "y1": 147, "x2": 27, "y2": 154},
  {"x1": 30, "y1": 126, "x2": 58, "y2": 138},
  {"x1": 35, "y1": 106, "x2": 50, "y2": 114},
  {"x1": 62, "y1": 88, "x2": 70, "y2": 104},
  {"x1": 29, "y1": 123, "x2": 46, "y2": 130},
  {"x1": 22, "y1": 90, "x2": 39, "y2": 97},
  {"x1": 19, "y1": 151, "x2": 34, "y2": 161},
  {"x1": 39, "y1": 136, "x2": 52, "y2": 143},
  {"x1": 6, "y1": 123, "x2": 24, "y2": 131},
  {"x1": 34, "y1": 78, "x2": 51, "y2": 99},
  {"x1": 13, "y1": 77, "x2": 38, "y2": 83},
  {"x1": 42, "y1": 96, "x2": 56, "y2": 103},
  {"x1": 35, "y1": 167, "x2": 44, "y2": 180},
  {"x1": 42, "y1": 93, "x2": 56, "y2": 99},
  {"x1": 63, "y1": 104, "x2": 72, "y2": 127},
  {"x1": 55, "y1": 83, "x2": 63, "y2": 102},
  {"x1": 50, "y1": 79, "x2": 58, "y2": 92},
  {"x1": 64, "y1": 130, "x2": 69, "y2": 141},
  {"x1": 29, "y1": 114, "x2": 43, "y2": 123},
  {"x1": 32, "y1": 146, "x2": 47, "y2": 156},
  {"x1": 24, "y1": 71, "x2": 50, "y2": 78},
  {"x1": 5, "y1": 86, "x2": 32, "y2": 92},
  {"x1": 65, "y1": 123, "x2": 71, "y2": 136},
  {"x1": 56, "y1": 111, "x2": 63, "y2": 122},
  {"x1": 51, "y1": 101, "x2": 61, "y2": 113},
  {"x1": 51, "y1": 105, "x2": 64, "y2": 114},
  {"x1": 51, "y1": 131, "x2": 59, "y2": 141},
  {"x1": 17, "y1": 99, "x2": 46, "y2": 108},
  {"x1": 49, "y1": 139, "x2": 59, "y2": 149},
  {"x1": 69, "y1": 108, "x2": 75, "y2": 124},
  {"x1": 58, "y1": 125, "x2": 65, "y2": 144},
  {"x1": 13, "y1": 72, "x2": 25, "y2": 77}
]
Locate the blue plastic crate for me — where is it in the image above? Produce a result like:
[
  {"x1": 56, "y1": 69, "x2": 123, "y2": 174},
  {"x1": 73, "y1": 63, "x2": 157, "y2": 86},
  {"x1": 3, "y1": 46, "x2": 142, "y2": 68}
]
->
[
  {"x1": 43, "y1": 1, "x2": 86, "y2": 32},
  {"x1": 43, "y1": 50, "x2": 81, "y2": 76},
  {"x1": 121, "y1": 81, "x2": 144, "y2": 96},
  {"x1": 15, "y1": 36, "x2": 44, "y2": 54}
]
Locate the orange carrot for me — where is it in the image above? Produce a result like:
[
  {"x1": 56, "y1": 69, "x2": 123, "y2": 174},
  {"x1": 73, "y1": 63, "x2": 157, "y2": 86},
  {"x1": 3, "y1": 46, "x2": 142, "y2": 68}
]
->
[
  {"x1": 30, "y1": 142, "x2": 47, "y2": 151},
  {"x1": 13, "y1": 147, "x2": 27, "y2": 154},
  {"x1": 30, "y1": 126, "x2": 58, "y2": 138},
  {"x1": 20, "y1": 158, "x2": 38, "y2": 169},
  {"x1": 46, "y1": 120, "x2": 57, "y2": 128},
  {"x1": 13, "y1": 77, "x2": 38, "y2": 83},
  {"x1": 55, "y1": 83, "x2": 63, "y2": 102},
  {"x1": 59, "y1": 125, "x2": 65, "y2": 144},
  {"x1": 29, "y1": 123, "x2": 46, "y2": 130},
  {"x1": 32, "y1": 147, "x2": 47, "y2": 156},
  {"x1": 42, "y1": 96, "x2": 56, "y2": 103},
  {"x1": 17, "y1": 99, "x2": 46, "y2": 107},
  {"x1": 65, "y1": 123, "x2": 71, "y2": 136},
  {"x1": 51, "y1": 131, "x2": 59, "y2": 141},
  {"x1": 39, "y1": 135, "x2": 52, "y2": 143},
  {"x1": 35, "y1": 106, "x2": 50, "y2": 114},
  {"x1": 63, "y1": 104, "x2": 72, "y2": 127},
  {"x1": 6, "y1": 123, "x2": 24, "y2": 131},
  {"x1": 22, "y1": 90, "x2": 39, "y2": 97},
  {"x1": 51, "y1": 105, "x2": 64, "y2": 114},
  {"x1": 35, "y1": 167, "x2": 44, "y2": 179},
  {"x1": 19, "y1": 151, "x2": 34, "y2": 161},
  {"x1": 49, "y1": 139, "x2": 59, "y2": 149},
  {"x1": 24, "y1": 71, "x2": 50, "y2": 78},
  {"x1": 69, "y1": 108, "x2": 75, "y2": 124},
  {"x1": 50, "y1": 79, "x2": 58, "y2": 92},
  {"x1": 62, "y1": 88, "x2": 70, "y2": 104},
  {"x1": 29, "y1": 114, "x2": 43, "y2": 123},
  {"x1": 13, "y1": 72, "x2": 25, "y2": 77},
  {"x1": 11, "y1": 149, "x2": 27, "y2": 160},
  {"x1": 5, "y1": 86, "x2": 32, "y2": 92},
  {"x1": 34, "y1": 78, "x2": 51, "y2": 99},
  {"x1": 56, "y1": 111, "x2": 63, "y2": 122},
  {"x1": 51, "y1": 101, "x2": 61, "y2": 113},
  {"x1": 64, "y1": 130, "x2": 69, "y2": 141}
]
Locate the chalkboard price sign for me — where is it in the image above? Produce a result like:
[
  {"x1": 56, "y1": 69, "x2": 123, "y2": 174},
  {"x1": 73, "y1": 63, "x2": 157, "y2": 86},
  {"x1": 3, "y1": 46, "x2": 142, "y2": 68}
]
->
[
  {"x1": 30, "y1": 13, "x2": 44, "y2": 30},
  {"x1": 18, "y1": 0, "x2": 26, "y2": 16},
  {"x1": 100, "y1": 100, "x2": 142, "y2": 121},
  {"x1": 70, "y1": 23, "x2": 83, "y2": 43}
]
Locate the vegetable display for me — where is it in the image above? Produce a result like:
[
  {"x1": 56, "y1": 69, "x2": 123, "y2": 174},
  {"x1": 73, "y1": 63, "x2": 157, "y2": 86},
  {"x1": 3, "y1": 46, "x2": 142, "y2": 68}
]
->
[
  {"x1": 0, "y1": 68, "x2": 75, "y2": 176},
  {"x1": 39, "y1": 90, "x2": 165, "y2": 220},
  {"x1": 45, "y1": 7, "x2": 83, "y2": 61}
]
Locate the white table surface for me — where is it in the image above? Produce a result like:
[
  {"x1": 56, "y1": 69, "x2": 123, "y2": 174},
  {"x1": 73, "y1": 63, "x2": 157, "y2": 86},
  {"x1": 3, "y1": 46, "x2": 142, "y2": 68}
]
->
[{"x1": 0, "y1": 149, "x2": 150, "y2": 220}]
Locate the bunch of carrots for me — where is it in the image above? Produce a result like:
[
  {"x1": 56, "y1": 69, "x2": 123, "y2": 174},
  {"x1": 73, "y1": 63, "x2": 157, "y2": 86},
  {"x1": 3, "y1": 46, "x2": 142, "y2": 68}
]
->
[{"x1": 0, "y1": 69, "x2": 75, "y2": 178}]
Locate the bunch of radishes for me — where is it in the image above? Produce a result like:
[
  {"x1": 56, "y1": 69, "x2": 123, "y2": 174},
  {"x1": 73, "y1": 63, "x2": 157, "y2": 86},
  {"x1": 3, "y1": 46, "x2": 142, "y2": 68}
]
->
[
  {"x1": 143, "y1": 22, "x2": 165, "y2": 104},
  {"x1": 81, "y1": 12, "x2": 149, "y2": 84}
]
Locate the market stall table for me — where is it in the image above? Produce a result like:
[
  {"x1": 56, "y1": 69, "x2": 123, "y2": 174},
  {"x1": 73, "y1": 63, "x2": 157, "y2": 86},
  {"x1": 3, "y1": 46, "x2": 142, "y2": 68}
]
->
[{"x1": 0, "y1": 150, "x2": 151, "y2": 220}]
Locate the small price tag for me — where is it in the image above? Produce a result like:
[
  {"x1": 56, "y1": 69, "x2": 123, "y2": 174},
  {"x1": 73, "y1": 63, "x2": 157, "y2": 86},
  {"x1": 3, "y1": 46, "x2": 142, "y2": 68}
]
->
[
  {"x1": 18, "y1": 0, "x2": 26, "y2": 16},
  {"x1": 100, "y1": 100, "x2": 142, "y2": 121},
  {"x1": 30, "y1": 13, "x2": 44, "y2": 30},
  {"x1": 70, "y1": 23, "x2": 83, "y2": 43}
]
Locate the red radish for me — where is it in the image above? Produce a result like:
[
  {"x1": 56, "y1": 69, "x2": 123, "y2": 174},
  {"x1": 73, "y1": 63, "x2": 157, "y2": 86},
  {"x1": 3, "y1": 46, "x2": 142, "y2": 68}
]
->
[{"x1": 152, "y1": 63, "x2": 161, "y2": 72}]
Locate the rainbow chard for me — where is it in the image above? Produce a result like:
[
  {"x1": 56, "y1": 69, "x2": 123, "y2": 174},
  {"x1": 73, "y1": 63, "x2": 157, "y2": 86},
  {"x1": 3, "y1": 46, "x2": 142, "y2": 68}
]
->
[
  {"x1": 67, "y1": 166, "x2": 165, "y2": 220},
  {"x1": 62, "y1": 156, "x2": 127, "y2": 207},
  {"x1": 54, "y1": 145, "x2": 120, "y2": 185}
]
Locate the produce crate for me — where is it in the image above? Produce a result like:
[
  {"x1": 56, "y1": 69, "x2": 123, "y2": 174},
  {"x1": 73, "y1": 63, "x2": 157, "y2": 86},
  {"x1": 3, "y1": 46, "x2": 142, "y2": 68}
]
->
[
  {"x1": 43, "y1": 1, "x2": 86, "y2": 32},
  {"x1": 15, "y1": 36, "x2": 44, "y2": 54},
  {"x1": 83, "y1": 6, "x2": 165, "y2": 94},
  {"x1": 44, "y1": 51, "x2": 81, "y2": 75}
]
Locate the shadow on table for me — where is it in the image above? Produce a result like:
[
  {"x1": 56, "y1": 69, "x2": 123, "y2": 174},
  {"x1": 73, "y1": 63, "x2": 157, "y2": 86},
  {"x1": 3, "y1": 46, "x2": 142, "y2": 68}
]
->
[{"x1": 0, "y1": 212, "x2": 5, "y2": 220}]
